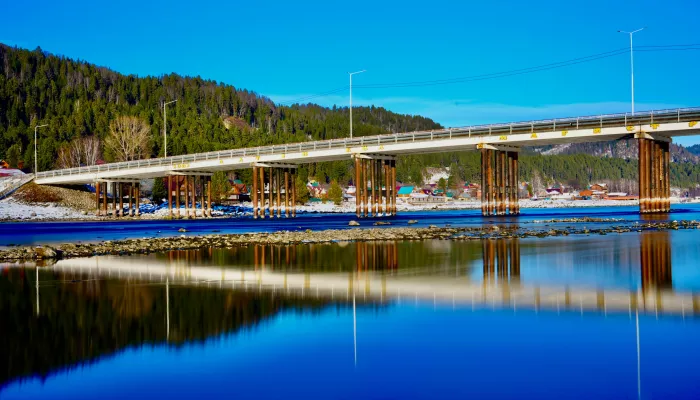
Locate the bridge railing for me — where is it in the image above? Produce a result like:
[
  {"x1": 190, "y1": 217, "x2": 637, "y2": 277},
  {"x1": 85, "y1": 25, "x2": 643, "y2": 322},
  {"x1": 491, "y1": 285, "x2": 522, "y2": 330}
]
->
[{"x1": 35, "y1": 107, "x2": 700, "y2": 179}]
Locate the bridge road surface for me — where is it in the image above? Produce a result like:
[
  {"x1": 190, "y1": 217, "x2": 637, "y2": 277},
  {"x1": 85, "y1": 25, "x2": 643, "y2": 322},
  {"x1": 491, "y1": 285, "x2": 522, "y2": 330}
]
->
[{"x1": 35, "y1": 107, "x2": 700, "y2": 185}]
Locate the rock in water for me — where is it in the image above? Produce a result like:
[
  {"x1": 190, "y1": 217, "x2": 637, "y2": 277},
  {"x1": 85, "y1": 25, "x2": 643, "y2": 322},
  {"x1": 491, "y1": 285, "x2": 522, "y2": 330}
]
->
[
  {"x1": 178, "y1": 228, "x2": 187, "y2": 232},
  {"x1": 374, "y1": 221, "x2": 391, "y2": 226},
  {"x1": 348, "y1": 220, "x2": 361, "y2": 226},
  {"x1": 35, "y1": 246, "x2": 57, "y2": 259},
  {"x1": 407, "y1": 220, "x2": 418, "y2": 225}
]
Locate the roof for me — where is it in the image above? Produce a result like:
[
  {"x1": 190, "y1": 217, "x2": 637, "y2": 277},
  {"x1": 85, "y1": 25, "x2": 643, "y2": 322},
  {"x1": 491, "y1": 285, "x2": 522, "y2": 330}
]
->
[{"x1": 397, "y1": 186, "x2": 414, "y2": 195}]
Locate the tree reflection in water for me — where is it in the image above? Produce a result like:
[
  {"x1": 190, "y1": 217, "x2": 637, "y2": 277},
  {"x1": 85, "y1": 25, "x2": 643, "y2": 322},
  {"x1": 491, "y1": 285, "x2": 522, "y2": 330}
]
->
[
  {"x1": 0, "y1": 269, "x2": 345, "y2": 389},
  {"x1": 0, "y1": 231, "x2": 685, "y2": 390}
]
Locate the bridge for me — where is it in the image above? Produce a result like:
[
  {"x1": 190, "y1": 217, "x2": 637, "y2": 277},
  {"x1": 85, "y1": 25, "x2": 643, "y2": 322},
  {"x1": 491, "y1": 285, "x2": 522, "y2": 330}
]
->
[{"x1": 33, "y1": 107, "x2": 700, "y2": 218}]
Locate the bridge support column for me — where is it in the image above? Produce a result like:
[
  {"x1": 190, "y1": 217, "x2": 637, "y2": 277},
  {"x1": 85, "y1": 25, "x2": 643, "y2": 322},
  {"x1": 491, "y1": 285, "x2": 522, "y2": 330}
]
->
[
  {"x1": 190, "y1": 176, "x2": 196, "y2": 219},
  {"x1": 128, "y1": 183, "x2": 134, "y2": 217},
  {"x1": 117, "y1": 183, "x2": 123, "y2": 217},
  {"x1": 175, "y1": 177, "x2": 181, "y2": 219},
  {"x1": 102, "y1": 182, "x2": 107, "y2": 216},
  {"x1": 95, "y1": 182, "x2": 101, "y2": 216},
  {"x1": 111, "y1": 182, "x2": 117, "y2": 218},
  {"x1": 135, "y1": 183, "x2": 140, "y2": 217},
  {"x1": 637, "y1": 135, "x2": 671, "y2": 214},
  {"x1": 276, "y1": 169, "x2": 282, "y2": 218},
  {"x1": 383, "y1": 160, "x2": 389, "y2": 216},
  {"x1": 253, "y1": 166, "x2": 259, "y2": 219},
  {"x1": 355, "y1": 157, "x2": 361, "y2": 218},
  {"x1": 481, "y1": 146, "x2": 520, "y2": 216},
  {"x1": 284, "y1": 168, "x2": 290, "y2": 218},
  {"x1": 198, "y1": 176, "x2": 204, "y2": 218},
  {"x1": 168, "y1": 176, "x2": 173, "y2": 219},
  {"x1": 391, "y1": 159, "x2": 397, "y2": 216},
  {"x1": 290, "y1": 168, "x2": 297, "y2": 217},
  {"x1": 206, "y1": 176, "x2": 212, "y2": 218},
  {"x1": 259, "y1": 167, "x2": 266, "y2": 219}
]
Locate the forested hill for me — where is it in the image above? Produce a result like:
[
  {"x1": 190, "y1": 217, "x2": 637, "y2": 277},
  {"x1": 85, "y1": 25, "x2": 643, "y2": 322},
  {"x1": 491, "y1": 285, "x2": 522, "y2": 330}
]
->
[
  {"x1": 0, "y1": 44, "x2": 440, "y2": 170},
  {"x1": 2, "y1": 44, "x2": 700, "y2": 193}
]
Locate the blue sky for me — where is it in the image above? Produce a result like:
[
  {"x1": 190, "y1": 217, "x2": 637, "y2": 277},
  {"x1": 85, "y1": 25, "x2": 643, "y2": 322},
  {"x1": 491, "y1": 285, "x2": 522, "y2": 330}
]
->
[{"x1": 2, "y1": 0, "x2": 699, "y2": 145}]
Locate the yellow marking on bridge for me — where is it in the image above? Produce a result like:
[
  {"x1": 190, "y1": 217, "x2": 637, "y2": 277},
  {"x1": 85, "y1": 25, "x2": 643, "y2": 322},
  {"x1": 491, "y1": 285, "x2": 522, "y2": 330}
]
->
[
  {"x1": 530, "y1": 133, "x2": 537, "y2": 139},
  {"x1": 626, "y1": 126, "x2": 635, "y2": 132},
  {"x1": 302, "y1": 151, "x2": 309, "y2": 157},
  {"x1": 561, "y1": 130, "x2": 568, "y2": 136},
  {"x1": 593, "y1": 128, "x2": 601, "y2": 134},
  {"x1": 690, "y1": 121, "x2": 698, "y2": 127},
  {"x1": 173, "y1": 163, "x2": 190, "y2": 169},
  {"x1": 650, "y1": 123, "x2": 659, "y2": 130},
  {"x1": 499, "y1": 135, "x2": 508, "y2": 141}
]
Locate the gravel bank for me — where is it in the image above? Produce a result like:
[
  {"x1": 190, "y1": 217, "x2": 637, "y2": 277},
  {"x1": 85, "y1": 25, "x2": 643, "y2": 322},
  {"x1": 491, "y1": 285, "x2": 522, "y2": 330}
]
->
[{"x1": 1, "y1": 219, "x2": 698, "y2": 262}]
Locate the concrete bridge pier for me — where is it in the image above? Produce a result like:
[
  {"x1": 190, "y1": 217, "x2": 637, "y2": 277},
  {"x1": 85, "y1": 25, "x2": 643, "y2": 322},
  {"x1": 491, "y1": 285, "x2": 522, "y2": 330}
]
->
[
  {"x1": 480, "y1": 145, "x2": 520, "y2": 216},
  {"x1": 637, "y1": 134, "x2": 671, "y2": 213},
  {"x1": 253, "y1": 164, "x2": 298, "y2": 218},
  {"x1": 354, "y1": 155, "x2": 396, "y2": 218}
]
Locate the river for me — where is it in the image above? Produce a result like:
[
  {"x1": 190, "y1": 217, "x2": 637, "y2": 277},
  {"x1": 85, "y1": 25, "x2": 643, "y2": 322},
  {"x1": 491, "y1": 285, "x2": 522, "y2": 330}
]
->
[{"x1": 1, "y1": 206, "x2": 700, "y2": 399}]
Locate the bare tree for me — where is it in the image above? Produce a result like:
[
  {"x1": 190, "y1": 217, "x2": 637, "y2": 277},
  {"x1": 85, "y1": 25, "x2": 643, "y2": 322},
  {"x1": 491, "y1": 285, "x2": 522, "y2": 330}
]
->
[
  {"x1": 81, "y1": 136, "x2": 101, "y2": 166},
  {"x1": 57, "y1": 143, "x2": 81, "y2": 169},
  {"x1": 56, "y1": 136, "x2": 102, "y2": 168},
  {"x1": 105, "y1": 116, "x2": 151, "y2": 161}
]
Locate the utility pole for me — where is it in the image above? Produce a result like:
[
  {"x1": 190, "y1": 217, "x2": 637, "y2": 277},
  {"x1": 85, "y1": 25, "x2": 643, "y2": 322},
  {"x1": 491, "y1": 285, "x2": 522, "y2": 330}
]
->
[
  {"x1": 618, "y1": 28, "x2": 645, "y2": 115},
  {"x1": 348, "y1": 70, "x2": 366, "y2": 139},
  {"x1": 34, "y1": 124, "x2": 48, "y2": 174},
  {"x1": 164, "y1": 100, "x2": 177, "y2": 157}
]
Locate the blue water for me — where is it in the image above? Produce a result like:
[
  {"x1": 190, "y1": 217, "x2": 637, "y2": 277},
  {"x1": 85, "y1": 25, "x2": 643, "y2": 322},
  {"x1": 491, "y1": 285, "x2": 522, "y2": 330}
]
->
[
  {"x1": 2, "y1": 206, "x2": 700, "y2": 399},
  {"x1": 2, "y1": 204, "x2": 700, "y2": 246},
  {"x1": 2, "y1": 305, "x2": 698, "y2": 399}
]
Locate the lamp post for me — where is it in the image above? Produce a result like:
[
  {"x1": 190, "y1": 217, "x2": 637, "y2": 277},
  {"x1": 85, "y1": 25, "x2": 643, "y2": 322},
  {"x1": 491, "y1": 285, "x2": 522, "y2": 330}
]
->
[
  {"x1": 348, "y1": 70, "x2": 366, "y2": 139},
  {"x1": 618, "y1": 28, "x2": 645, "y2": 115},
  {"x1": 34, "y1": 124, "x2": 48, "y2": 174},
  {"x1": 163, "y1": 100, "x2": 177, "y2": 157}
]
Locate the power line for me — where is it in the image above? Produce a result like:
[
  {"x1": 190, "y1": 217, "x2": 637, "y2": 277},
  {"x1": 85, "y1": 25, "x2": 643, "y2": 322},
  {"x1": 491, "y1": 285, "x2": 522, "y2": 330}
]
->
[{"x1": 275, "y1": 44, "x2": 700, "y2": 106}]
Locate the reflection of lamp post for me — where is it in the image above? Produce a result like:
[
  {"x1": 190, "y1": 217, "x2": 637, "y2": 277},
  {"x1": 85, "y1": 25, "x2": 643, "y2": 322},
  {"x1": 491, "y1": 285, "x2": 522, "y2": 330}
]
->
[
  {"x1": 636, "y1": 307, "x2": 641, "y2": 399},
  {"x1": 164, "y1": 100, "x2": 177, "y2": 157},
  {"x1": 353, "y1": 288, "x2": 357, "y2": 366},
  {"x1": 617, "y1": 28, "x2": 645, "y2": 115},
  {"x1": 35, "y1": 267, "x2": 40, "y2": 316},
  {"x1": 348, "y1": 70, "x2": 366, "y2": 139},
  {"x1": 166, "y1": 277, "x2": 170, "y2": 340},
  {"x1": 34, "y1": 124, "x2": 48, "y2": 174}
]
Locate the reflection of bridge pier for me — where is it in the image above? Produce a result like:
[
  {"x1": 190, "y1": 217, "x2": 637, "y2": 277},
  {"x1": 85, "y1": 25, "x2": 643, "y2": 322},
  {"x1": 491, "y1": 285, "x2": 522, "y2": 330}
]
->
[{"x1": 482, "y1": 238, "x2": 520, "y2": 284}]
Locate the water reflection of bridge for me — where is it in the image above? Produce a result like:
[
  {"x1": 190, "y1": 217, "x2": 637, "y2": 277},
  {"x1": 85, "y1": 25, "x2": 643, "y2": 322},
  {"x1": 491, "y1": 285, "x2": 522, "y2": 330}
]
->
[{"x1": 44, "y1": 231, "x2": 696, "y2": 316}]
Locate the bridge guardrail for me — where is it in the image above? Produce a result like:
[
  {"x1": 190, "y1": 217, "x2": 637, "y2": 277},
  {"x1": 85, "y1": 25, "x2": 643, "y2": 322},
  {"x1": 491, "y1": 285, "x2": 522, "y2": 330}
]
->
[{"x1": 35, "y1": 107, "x2": 700, "y2": 179}]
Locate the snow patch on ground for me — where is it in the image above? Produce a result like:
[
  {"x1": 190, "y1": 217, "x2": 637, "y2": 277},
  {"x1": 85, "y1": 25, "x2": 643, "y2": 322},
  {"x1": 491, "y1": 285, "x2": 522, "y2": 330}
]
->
[{"x1": 0, "y1": 198, "x2": 92, "y2": 221}]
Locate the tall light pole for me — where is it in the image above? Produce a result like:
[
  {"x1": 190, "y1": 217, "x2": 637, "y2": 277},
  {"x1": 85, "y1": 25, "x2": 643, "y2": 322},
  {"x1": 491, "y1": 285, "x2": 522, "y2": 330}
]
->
[
  {"x1": 34, "y1": 124, "x2": 48, "y2": 174},
  {"x1": 163, "y1": 100, "x2": 177, "y2": 157},
  {"x1": 618, "y1": 28, "x2": 645, "y2": 115},
  {"x1": 348, "y1": 70, "x2": 366, "y2": 139}
]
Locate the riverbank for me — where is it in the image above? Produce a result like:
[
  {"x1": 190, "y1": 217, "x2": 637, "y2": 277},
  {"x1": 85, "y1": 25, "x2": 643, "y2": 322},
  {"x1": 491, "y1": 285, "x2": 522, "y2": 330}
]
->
[
  {"x1": 2, "y1": 219, "x2": 698, "y2": 262},
  {"x1": 4, "y1": 195, "x2": 698, "y2": 222}
]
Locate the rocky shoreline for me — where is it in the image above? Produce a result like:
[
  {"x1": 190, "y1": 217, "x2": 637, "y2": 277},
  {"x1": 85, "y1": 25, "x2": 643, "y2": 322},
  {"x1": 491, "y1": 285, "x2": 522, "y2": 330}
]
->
[{"x1": 1, "y1": 219, "x2": 699, "y2": 262}]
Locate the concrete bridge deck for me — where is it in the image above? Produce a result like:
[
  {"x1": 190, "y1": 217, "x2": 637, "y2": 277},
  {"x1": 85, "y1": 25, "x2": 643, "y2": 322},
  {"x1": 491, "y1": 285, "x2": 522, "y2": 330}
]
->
[{"x1": 34, "y1": 107, "x2": 700, "y2": 185}]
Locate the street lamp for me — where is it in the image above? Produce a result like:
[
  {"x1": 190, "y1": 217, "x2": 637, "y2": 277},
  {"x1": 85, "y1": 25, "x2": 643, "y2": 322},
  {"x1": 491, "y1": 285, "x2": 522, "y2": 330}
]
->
[
  {"x1": 618, "y1": 27, "x2": 645, "y2": 115},
  {"x1": 34, "y1": 124, "x2": 48, "y2": 174},
  {"x1": 348, "y1": 70, "x2": 366, "y2": 139},
  {"x1": 163, "y1": 100, "x2": 177, "y2": 157}
]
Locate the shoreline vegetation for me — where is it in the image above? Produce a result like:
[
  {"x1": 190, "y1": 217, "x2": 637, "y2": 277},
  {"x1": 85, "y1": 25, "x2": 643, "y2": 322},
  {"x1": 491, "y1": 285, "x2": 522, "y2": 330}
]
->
[{"x1": 1, "y1": 219, "x2": 698, "y2": 262}]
